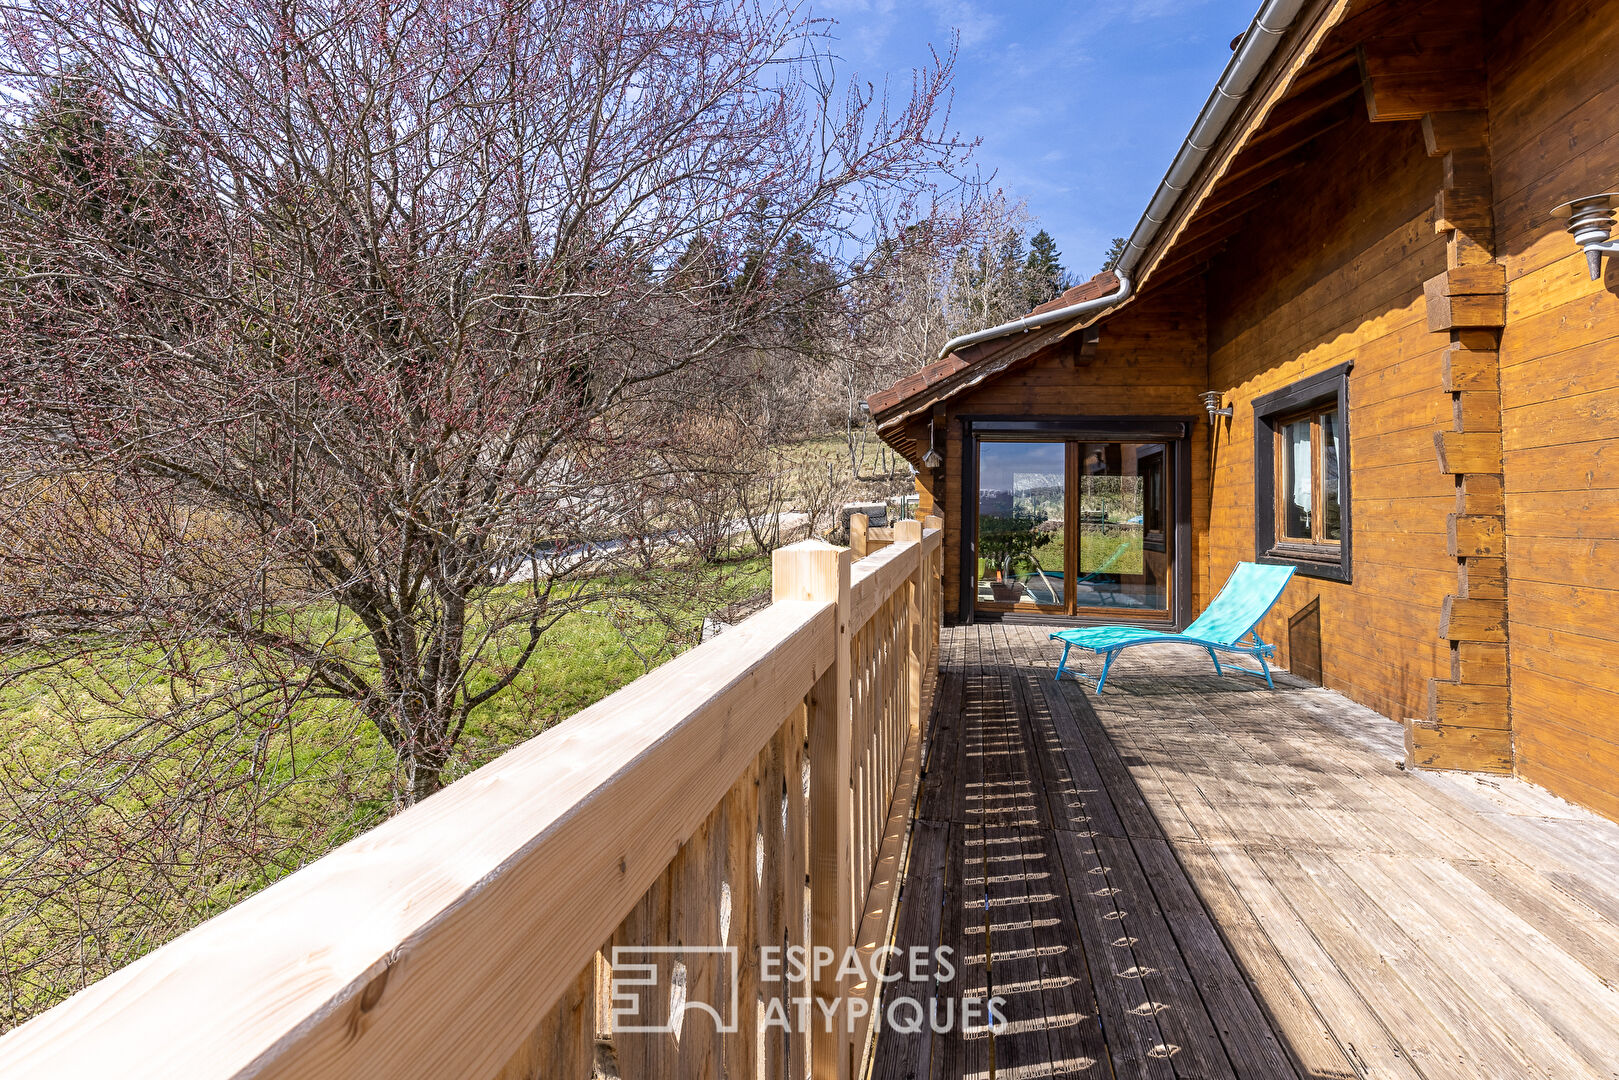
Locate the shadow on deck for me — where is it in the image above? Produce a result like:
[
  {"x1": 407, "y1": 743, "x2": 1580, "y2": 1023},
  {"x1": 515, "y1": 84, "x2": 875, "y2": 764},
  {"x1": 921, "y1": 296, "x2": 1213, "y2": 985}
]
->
[{"x1": 873, "y1": 621, "x2": 1619, "y2": 1080}]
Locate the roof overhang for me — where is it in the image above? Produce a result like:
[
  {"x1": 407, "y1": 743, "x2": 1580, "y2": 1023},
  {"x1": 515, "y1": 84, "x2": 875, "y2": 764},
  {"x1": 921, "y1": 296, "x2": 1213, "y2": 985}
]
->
[{"x1": 865, "y1": 0, "x2": 1365, "y2": 445}]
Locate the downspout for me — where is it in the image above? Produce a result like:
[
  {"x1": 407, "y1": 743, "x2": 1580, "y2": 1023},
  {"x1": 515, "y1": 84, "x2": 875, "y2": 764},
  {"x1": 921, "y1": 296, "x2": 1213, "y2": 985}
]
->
[{"x1": 931, "y1": 0, "x2": 1309, "y2": 363}]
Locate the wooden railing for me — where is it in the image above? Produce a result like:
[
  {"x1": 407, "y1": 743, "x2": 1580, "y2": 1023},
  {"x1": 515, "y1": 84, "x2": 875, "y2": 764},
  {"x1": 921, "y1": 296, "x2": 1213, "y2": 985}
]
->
[
  {"x1": 0, "y1": 517, "x2": 945, "y2": 1080},
  {"x1": 847, "y1": 511, "x2": 896, "y2": 558}
]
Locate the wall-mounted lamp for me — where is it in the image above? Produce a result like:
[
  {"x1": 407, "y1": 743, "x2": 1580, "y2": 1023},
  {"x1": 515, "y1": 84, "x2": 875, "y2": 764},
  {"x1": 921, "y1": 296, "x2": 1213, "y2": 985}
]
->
[
  {"x1": 921, "y1": 417, "x2": 943, "y2": 469},
  {"x1": 1551, "y1": 192, "x2": 1619, "y2": 280},
  {"x1": 1201, "y1": 390, "x2": 1233, "y2": 424}
]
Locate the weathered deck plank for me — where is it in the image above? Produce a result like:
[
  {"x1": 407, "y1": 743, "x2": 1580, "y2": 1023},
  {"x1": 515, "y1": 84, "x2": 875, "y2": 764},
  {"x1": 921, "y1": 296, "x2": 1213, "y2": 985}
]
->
[{"x1": 874, "y1": 622, "x2": 1619, "y2": 1080}]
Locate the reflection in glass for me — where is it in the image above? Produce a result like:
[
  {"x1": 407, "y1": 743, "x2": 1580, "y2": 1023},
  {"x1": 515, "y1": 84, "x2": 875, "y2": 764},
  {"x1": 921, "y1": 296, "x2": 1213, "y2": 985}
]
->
[
  {"x1": 1321, "y1": 409, "x2": 1341, "y2": 540},
  {"x1": 1073, "y1": 442, "x2": 1167, "y2": 612},
  {"x1": 1281, "y1": 419, "x2": 1312, "y2": 540},
  {"x1": 976, "y1": 442, "x2": 1065, "y2": 608}
]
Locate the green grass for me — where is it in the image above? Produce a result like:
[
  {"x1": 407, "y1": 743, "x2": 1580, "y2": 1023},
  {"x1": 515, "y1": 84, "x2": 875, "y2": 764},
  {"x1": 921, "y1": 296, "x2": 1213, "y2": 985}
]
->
[
  {"x1": 977, "y1": 532, "x2": 1144, "y2": 581},
  {"x1": 1081, "y1": 531, "x2": 1143, "y2": 576}
]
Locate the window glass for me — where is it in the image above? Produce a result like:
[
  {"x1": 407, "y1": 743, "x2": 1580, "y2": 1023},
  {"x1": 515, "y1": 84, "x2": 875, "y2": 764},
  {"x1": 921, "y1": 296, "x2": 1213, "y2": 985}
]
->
[
  {"x1": 1074, "y1": 442, "x2": 1167, "y2": 612},
  {"x1": 1281, "y1": 418, "x2": 1313, "y2": 540},
  {"x1": 1321, "y1": 409, "x2": 1341, "y2": 541},
  {"x1": 976, "y1": 442, "x2": 1065, "y2": 608}
]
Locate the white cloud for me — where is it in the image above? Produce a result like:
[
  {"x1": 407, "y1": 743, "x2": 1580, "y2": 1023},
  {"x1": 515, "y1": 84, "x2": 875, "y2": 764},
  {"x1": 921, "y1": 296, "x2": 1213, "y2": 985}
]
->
[
  {"x1": 814, "y1": 0, "x2": 901, "y2": 62},
  {"x1": 921, "y1": 0, "x2": 1001, "y2": 49}
]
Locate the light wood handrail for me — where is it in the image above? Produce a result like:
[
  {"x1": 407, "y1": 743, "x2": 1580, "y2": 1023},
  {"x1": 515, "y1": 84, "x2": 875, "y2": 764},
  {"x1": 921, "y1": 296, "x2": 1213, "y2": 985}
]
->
[{"x1": 0, "y1": 524, "x2": 949, "y2": 1080}]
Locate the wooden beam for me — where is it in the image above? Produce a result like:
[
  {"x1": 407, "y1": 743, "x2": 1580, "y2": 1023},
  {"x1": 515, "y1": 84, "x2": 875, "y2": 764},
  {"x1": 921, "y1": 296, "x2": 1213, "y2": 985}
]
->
[
  {"x1": 1448, "y1": 514, "x2": 1504, "y2": 558},
  {"x1": 1428, "y1": 680, "x2": 1510, "y2": 729},
  {"x1": 1454, "y1": 642, "x2": 1508, "y2": 686},
  {"x1": 1422, "y1": 109, "x2": 1490, "y2": 155},
  {"x1": 1459, "y1": 556, "x2": 1507, "y2": 599},
  {"x1": 1434, "y1": 431, "x2": 1501, "y2": 474},
  {"x1": 1424, "y1": 264, "x2": 1505, "y2": 330},
  {"x1": 1404, "y1": 721, "x2": 1512, "y2": 773},
  {"x1": 1431, "y1": 263, "x2": 1505, "y2": 295},
  {"x1": 1357, "y1": 28, "x2": 1485, "y2": 80},
  {"x1": 1359, "y1": 65, "x2": 1488, "y2": 121},
  {"x1": 1456, "y1": 473, "x2": 1504, "y2": 516},
  {"x1": 1356, "y1": 11, "x2": 1488, "y2": 124},
  {"x1": 1454, "y1": 391, "x2": 1501, "y2": 433},
  {"x1": 1426, "y1": 291, "x2": 1506, "y2": 330},
  {"x1": 1440, "y1": 596, "x2": 1507, "y2": 642},
  {"x1": 1441, "y1": 345, "x2": 1499, "y2": 392}
]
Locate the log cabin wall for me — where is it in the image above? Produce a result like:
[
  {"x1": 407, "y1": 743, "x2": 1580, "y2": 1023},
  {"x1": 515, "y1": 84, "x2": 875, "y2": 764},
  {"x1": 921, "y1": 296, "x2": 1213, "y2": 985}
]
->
[
  {"x1": 936, "y1": 280, "x2": 1211, "y2": 622},
  {"x1": 1204, "y1": 108, "x2": 1452, "y2": 729},
  {"x1": 1487, "y1": 0, "x2": 1619, "y2": 821},
  {"x1": 890, "y1": 0, "x2": 1619, "y2": 824}
]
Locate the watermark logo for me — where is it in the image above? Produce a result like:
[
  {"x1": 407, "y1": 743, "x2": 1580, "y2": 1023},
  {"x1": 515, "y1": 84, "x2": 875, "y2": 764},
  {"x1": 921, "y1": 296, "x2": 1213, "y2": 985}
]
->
[
  {"x1": 609, "y1": 946, "x2": 741, "y2": 1034},
  {"x1": 607, "y1": 945, "x2": 1004, "y2": 1037}
]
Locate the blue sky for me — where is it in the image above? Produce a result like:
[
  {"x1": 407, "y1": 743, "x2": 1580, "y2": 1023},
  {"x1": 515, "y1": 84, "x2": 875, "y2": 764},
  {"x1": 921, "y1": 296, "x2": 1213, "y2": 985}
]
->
[{"x1": 813, "y1": 0, "x2": 1258, "y2": 278}]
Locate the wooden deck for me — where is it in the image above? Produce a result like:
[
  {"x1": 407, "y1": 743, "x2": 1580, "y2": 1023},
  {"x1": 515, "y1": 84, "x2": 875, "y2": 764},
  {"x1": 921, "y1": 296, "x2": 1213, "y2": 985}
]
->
[{"x1": 874, "y1": 622, "x2": 1619, "y2": 1080}]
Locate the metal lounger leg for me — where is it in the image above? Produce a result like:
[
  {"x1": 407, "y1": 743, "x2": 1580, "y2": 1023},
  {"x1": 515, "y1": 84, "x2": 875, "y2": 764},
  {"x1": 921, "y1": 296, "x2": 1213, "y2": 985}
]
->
[
  {"x1": 1210, "y1": 635, "x2": 1279, "y2": 689},
  {"x1": 1056, "y1": 641, "x2": 1073, "y2": 682},
  {"x1": 1206, "y1": 647, "x2": 1223, "y2": 676},
  {"x1": 1095, "y1": 649, "x2": 1119, "y2": 694}
]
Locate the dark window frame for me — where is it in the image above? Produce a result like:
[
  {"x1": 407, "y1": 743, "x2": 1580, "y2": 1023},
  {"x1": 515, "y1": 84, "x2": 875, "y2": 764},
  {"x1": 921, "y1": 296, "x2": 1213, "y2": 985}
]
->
[{"x1": 1253, "y1": 362, "x2": 1353, "y2": 583}]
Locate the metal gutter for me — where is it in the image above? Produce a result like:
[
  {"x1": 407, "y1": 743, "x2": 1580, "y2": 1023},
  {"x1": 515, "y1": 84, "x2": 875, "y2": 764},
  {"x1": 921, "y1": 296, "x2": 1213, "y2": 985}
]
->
[
  {"x1": 932, "y1": 0, "x2": 1310, "y2": 363},
  {"x1": 1115, "y1": 0, "x2": 1310, "y2": 275},
  {"x1": 934, "y1": 273, "x2": 1132, "y2": 359}
]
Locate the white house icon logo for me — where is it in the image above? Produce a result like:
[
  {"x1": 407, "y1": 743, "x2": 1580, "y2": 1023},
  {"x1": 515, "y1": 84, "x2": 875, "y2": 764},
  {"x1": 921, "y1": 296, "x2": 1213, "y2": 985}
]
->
[{"x1": 609, "y1": 946, "x2": 741, "y2": 1035}]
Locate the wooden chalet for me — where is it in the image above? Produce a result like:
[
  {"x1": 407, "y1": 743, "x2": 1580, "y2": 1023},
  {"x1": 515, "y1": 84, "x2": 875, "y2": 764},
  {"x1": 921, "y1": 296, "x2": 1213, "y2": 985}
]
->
[
  {"x1": 10, "y1": 0, "x2": 1619, "y2": 1077},
  {"x1": 870, "y1": 0, "x2": 1619, "y2": 814}
]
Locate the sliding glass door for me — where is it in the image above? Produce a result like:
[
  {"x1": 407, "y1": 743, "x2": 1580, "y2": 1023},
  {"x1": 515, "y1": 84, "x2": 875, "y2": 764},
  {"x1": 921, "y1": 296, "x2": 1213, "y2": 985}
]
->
[{"x1": 975, "y1": 437, "x2": 1173, "y2": 618}]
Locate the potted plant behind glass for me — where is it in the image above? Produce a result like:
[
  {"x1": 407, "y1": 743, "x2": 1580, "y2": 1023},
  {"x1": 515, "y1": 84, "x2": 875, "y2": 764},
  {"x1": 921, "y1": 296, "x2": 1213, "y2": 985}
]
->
[{"x1": 978, "y1": 513, "x2": 1055, "y2": 602}]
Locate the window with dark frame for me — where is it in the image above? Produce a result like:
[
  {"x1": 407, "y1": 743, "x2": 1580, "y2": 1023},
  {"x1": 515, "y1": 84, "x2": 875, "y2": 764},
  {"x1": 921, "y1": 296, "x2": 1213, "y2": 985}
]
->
[
  {"x1": 1275, "y1": 406, "x2": 1341, "y2": 546},
  {"x1": 1253, "y1": 362, "x2": 1352, "y2": 582}
]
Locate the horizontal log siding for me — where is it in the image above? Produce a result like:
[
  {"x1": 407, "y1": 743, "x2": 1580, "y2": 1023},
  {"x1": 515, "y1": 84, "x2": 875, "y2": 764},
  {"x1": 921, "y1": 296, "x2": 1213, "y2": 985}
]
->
[
  {"x1": 1490, "y1": 0, "x2": 1619, "y2": 823},
  {"x1": 1205, "y1": 113, "x2": 1452, "y2": 726}
]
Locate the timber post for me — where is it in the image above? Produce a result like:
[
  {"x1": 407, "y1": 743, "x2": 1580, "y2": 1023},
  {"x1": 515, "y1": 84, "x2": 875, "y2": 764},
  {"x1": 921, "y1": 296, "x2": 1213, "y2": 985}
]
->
[
  {"x1": 894, "y1": 519, "x2": 925, "y2": 741},
  {"x1": 849, "y1": 512, "x2": 869, "y2": 559},
  {"x1": 1361, "y1": 4, "x2": 1511, "y2": 773},
  {"x1": 772, "y1": 540, "x2": 855, "y2": 1080},
  {"x1": 924, "y1": 515, "x2": 943, "y2": 668}
]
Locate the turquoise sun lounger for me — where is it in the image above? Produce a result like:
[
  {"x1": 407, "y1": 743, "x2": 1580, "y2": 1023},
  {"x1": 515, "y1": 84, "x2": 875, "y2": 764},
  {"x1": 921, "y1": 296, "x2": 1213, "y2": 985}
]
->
[{"x1": 1049, "y1": 562, "x2": 1296, "y2": 693}]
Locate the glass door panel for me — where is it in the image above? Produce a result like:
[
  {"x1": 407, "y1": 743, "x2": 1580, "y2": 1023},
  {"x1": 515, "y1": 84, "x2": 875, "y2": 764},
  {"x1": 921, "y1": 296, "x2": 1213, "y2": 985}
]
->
[
  {"x1": 1072, "y1": 442, "x2": 1170, "y2": 614},
  {"x1": 976, "y1": 441, "x2": 1066, "y2": 610}
]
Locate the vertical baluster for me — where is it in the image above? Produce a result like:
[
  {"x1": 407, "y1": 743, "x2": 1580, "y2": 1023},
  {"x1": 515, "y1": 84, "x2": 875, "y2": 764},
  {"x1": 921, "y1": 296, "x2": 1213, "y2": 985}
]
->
[
  {"x1": 895, "y1": 521, "x2": 924, "y2": 757},
  {"x1": 720, "y1": 751, "x2": 763, "y2": 1080},
  {"x1": 755, "y1": 716, "x2": 789, "y2": 1080}
]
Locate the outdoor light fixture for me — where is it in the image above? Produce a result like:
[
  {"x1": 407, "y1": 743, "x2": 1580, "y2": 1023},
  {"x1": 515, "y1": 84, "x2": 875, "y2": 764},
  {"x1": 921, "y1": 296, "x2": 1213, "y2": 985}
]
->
[
  {"x1": 1551, "y1": 192, "x2": 1619, "y2": 279},
  {"x1": 921, "y1": 418, "x2": 943, "y2": 470},
  {"x1": 1201, "y1": 390, "x2": 1233, "y2": 423}
]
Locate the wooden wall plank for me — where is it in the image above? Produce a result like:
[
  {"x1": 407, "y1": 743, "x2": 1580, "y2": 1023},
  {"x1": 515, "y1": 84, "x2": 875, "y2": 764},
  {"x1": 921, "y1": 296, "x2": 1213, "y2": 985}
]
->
[
  {"x1": 1491, "y1": 0, "x2": 1619, "y2": 821},
  {"x1": 1204, "y1": 101, "x2": 1450, "y2": 726}
]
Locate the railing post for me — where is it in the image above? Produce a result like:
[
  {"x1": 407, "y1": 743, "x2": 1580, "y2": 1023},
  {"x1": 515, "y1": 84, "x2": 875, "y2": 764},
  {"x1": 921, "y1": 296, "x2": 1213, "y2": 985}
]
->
[
  {"x1": 894, "y1": 520, "x2": 924, "y2": 741},
  {"x1": 849, "y1": 512, "x2": 869, "y2": 559},
  {"x1": 924, "y1": 515, "x2": 943, "y2": 671},
  {"x1": 772, "y1": 540, "x2": 853, "y2": 1080}
]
